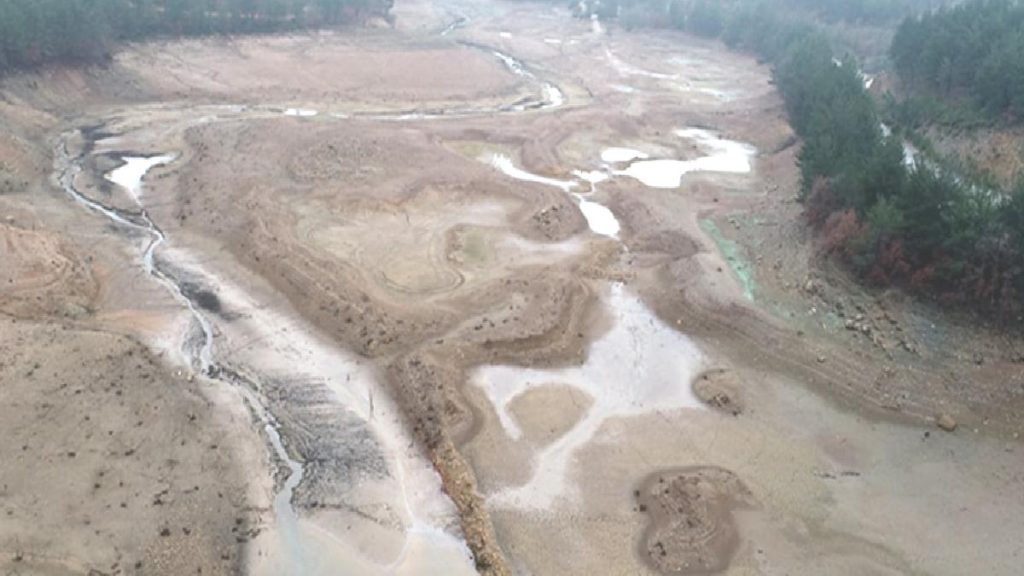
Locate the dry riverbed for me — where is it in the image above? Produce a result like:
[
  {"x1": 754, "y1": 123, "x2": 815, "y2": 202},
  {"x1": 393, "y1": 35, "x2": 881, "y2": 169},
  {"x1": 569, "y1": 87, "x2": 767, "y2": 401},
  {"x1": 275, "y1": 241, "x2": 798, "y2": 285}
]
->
[{"x1": 1, "y1": 0, "x2": 1022, "y2": 575}]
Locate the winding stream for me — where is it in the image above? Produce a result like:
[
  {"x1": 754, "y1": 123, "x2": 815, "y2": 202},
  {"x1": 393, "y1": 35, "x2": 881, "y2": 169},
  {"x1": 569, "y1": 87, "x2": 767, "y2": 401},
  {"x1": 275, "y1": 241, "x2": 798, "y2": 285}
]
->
[
  {"x1": 56, "y1": 139, "x2": 307, "y2": 560},
  {"x1": 56, "y1": 135, "x2": 476, "y2": 575}
]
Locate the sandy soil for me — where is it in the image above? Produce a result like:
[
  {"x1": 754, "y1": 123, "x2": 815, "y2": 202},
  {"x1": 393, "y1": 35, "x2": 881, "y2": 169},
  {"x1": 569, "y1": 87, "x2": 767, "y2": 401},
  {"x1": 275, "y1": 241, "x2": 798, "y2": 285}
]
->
[
  {"x1": 0, "y1": 0, "x2": 1021, "y2": 575},
  {"x1": 0, "y1": 319, "x2": 257, "y2": 575}
]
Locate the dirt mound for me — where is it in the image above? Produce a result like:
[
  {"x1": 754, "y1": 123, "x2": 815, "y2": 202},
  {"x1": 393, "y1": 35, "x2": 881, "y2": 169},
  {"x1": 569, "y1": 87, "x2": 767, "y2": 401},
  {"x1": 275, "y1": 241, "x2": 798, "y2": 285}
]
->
[
  {"x1": 636, "y1": 467, "x2": 754, "y2": 575},
  {"x1": 693, "y1": 369, "x2": 744, "y2": 416}
]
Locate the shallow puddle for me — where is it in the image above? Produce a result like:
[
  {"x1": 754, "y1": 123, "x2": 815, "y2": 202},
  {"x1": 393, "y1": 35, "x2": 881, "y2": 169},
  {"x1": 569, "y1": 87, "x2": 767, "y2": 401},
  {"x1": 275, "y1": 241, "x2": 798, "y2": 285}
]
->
[
  {"x1": 107, "y1": 155, "x2": 175, "y2": 204},
  {"x1": 573, "y1": 193, "x2": 619, "y2": 238},
  {"x1": 488, "y1": 154, "x2": 577, "y2": 192},
  {"x1": 284, "y1": 108, "x2": 319, "y2": 117},
  {"x1": 487, "y1": 154, "x2": 621, "y2": 237},
  {"x1": 473, "y1": 282, "x2": 704, "y2": 510},
  {"x1": 601, "y1": 147, "x2": 648, "y2": 164},
  {"x1": 572, "y1": 169, "x2": 610, "y2": 186},
  {"x1": 542, "y1": 83, "x2": 565, "y2": 108},
  {"x1": 615, "y1": 128, "x2": 755, "y2": 188}
]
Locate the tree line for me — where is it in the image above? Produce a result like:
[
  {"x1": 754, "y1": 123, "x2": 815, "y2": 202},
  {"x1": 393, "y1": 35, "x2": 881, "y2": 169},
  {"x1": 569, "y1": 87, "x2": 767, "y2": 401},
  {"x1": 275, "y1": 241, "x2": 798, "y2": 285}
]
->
[
  {"x1": 578, "y1": 0, "x2": 1024, "y2": 316},
  {"x1": 891, "y1": 0, "x2": 1024, "y2": 120},
  {"x1": 580, "y1": 0, "x2": 951, "y2": 32},
  {"x1": 0, "y1": 0, "x2": 393, "y2": 74}
]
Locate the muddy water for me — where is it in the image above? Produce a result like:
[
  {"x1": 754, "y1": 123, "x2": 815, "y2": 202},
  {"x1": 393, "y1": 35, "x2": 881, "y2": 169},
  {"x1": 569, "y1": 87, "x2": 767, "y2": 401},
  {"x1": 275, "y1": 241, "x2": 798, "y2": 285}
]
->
[
  {"x1": 487, "y1": 128, "x2": 755, "y2": 239},
  {"x1": 487, "y1": 48, "x2": 566, "y2": 110},
  {"x1": 489, "y1": 154, "x2": 576, "y2": 192},
  {"x1": 284, "y1": 108, "x2": 319, "y2": 117},
  {"x1": 107, "y1": 155, "x2": 174, "y2": 204},
  {"x1": 60, "y1": 137, "x2": 477, "y2": 576},
  {"x1": 614, "y1": 128, "x2": 756, "y2": 188},
  {"x1": 477, "y1": 124, "x2": 765, "y2": 526},
  {"x1": 488, "y1": 153, "x2": 622, "y2": 238},
  {"x1": 440, "y1": 16, "x2": 469, "y2": 37},
  {"x1": 474, "y1": 282, "x2": 705, "y2": 510},
  {"x1": 105, "y1": 156, "x2": 178, "y2": 278},
  {"x1": 601, "y1": 147, "x2": 648, "y2": 163},
  {"x1": 573, "y1": 194, "x2": 619, "y2": 238}
]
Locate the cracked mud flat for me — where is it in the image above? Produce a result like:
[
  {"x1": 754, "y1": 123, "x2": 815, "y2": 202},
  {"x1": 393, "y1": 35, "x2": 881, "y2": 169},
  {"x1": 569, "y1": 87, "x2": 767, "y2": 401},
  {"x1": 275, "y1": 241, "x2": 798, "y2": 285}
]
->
[{"x1": 1, "y1": 0, "x2": 1023, "y2": 575}]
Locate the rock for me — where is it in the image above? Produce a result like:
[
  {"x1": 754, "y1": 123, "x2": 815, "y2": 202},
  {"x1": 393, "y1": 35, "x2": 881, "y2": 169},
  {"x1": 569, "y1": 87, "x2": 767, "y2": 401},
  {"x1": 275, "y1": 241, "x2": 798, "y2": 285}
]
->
[
  {"x1": 62, "y1": 302, "x2": 89, "y2": 319},
  {"x1": 816, "y1": 355, "x2": 827, "y2": 363},
  {"x1": 936, "y1": 413, "x2": 957, "y2": 432},
  {"x1": 804, "y1": 279, "x2": 816, "y2": 294}
]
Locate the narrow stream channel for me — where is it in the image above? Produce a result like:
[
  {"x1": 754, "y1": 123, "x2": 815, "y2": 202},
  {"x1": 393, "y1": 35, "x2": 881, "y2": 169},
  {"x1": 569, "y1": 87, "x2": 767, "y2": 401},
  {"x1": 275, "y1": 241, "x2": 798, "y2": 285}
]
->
[
  {"x1": 55, "y1": 137, "x2": 310, "y2": 563},
  {"x1": 55, "y1": 133, "x2": 476, "y2": 575}
]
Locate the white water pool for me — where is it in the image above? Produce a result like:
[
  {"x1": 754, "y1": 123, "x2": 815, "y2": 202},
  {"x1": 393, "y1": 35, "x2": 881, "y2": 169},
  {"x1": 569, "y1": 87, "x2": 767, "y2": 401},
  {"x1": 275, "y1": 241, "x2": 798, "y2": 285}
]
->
[{"x1": 474, "y1": 282, "x2": 704, "y2": 510}]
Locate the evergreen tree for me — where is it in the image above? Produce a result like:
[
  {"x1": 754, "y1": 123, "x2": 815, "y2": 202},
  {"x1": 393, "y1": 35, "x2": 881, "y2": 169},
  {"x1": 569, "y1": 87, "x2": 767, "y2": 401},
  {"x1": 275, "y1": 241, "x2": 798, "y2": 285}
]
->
[{"x1": 0, "y1": 0, "x2": 392, "y2": 75}]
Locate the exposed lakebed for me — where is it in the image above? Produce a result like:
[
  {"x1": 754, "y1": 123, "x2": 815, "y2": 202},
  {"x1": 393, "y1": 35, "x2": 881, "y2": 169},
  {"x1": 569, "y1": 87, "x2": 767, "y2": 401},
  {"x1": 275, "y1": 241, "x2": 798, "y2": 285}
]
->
[{"x1": 67, "y1": 143, "x2": 479, "y2": 576}]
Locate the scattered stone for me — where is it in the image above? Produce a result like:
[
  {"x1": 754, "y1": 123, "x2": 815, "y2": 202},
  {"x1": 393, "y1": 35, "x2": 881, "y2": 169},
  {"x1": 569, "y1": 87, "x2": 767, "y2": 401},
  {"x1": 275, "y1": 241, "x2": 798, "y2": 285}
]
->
[{"x1": 936, "y1": 413, "x2": 957, "y2": 432}]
